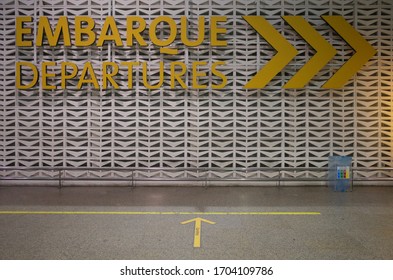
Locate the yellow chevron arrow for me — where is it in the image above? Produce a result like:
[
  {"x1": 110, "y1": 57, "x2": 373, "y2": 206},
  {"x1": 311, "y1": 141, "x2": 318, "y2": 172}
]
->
[
  {"x1": 181, "y1": 217, "x2": 216, "y2": 248},
  {"x1": 242, "y1": 16, "x2": 298, "y2": 89},
  {"x1": 283, "y1": 16, "x2": 337, "y2": 88},
  {"x1": 322, "y1": 16, "x2": 376, "y2": 89}
]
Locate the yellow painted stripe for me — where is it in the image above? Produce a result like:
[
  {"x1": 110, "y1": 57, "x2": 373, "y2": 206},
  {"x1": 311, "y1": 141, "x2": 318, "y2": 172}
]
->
[{"x1": 0, "y1": 211, "x2": 320, "y2": 215}]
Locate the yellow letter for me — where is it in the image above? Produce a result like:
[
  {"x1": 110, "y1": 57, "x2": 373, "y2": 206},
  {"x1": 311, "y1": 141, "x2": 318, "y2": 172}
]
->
[
  {"x1": 16, "y1": 62, "x2": 38, "y2": 89},
  {"x1": 149, "y1": 16, "x2": 177, "y2": 47},
  {"x1": 181, "y1": 16, "x2": 205, "y2": 47},
  {"x1": 16, "y1": 16, "x2": 33, "y2": 47},
  {"x1": 77, "y1": 62, "x2": 99, "y2": 89},
  {"x1": 41, "y1": 61, "x2": 57, "y2": 90},
  {"x1": 170, "y1": 61, "x2": 187, "y2": 88},
  {"x1": 192, "y1": 61, "x2": 208, "y2": 89},
  {"x1": 142, "y1": 62, "x2": 164, "y2": 89},
  {"x1": 212, "y1": 61, "x2": 227, "y2": 89},
  {"x1": 61, "y1": 62, "x2": 78, "y2": 88},
  {"x1": 102, "y1": 62, "x2": 119, "y2": 89},
  {"x1": 126, "y1": 16, "x2": 147, "y2": 46},
  {"x1": 36, "y1": 16, "x2": 71, "y2": 46},
  {"x1": 211, "y1": 16, "x2": 227, "y2": 46},
  {"x1": 120, "y1": 61, "x2": 140, "y2": 89},
  {"x1": 75, "y1": 16, "x2": 96, "y2": 47},
  {"x1": 97, "y1": 16, "x2": 123, "y2": 47}
]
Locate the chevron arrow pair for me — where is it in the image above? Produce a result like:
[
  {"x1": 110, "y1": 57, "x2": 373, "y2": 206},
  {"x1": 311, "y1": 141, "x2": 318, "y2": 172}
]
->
[{"x1": 242, "y1": 16, "x2": 376, "y2": 89}]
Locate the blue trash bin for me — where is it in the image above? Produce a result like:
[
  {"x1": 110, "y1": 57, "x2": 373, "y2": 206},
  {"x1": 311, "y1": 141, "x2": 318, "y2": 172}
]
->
[{"x1": 328, "y1": 156, "x2": 352, "y2": 192}]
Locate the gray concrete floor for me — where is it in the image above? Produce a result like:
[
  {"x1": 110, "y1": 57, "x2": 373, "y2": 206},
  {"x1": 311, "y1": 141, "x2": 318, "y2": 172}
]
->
[{"x1": 0, "y1": 186, "x2": 392, "y2": 260}]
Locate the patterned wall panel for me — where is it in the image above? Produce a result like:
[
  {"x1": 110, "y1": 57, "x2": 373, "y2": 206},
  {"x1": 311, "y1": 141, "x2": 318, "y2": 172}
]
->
[{"x1": 1, "y1": 0, "x2": 393, "y2": 181}]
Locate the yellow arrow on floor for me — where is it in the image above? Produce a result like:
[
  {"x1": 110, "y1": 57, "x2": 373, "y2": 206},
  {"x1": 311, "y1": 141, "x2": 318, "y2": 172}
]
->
[
  {"x1": 283, "y1": 16, "x2": 337, "y2": 88},
  {"x1": 242, "y1": 16, "x2": 298, "y2": 89},
  {"x1": 181, "y1": 217, "x2": 216, "y2": 248},
  {"x1": 322, "y1": 16, "x2": 376, "y2": 88}
]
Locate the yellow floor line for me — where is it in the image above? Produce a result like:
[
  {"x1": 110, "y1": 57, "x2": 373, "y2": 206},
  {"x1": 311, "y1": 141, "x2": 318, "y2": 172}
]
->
[{"x1": 0, "y1": 211, "x2": 320, "y2": 215}]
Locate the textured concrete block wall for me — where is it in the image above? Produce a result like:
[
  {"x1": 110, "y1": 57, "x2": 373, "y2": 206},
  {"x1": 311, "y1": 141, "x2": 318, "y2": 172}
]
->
[{"x1": 1, "y1": 0, "x2": 392, "y2": 182}]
